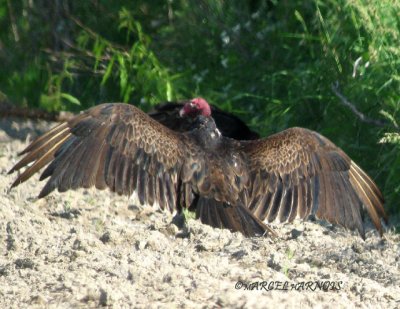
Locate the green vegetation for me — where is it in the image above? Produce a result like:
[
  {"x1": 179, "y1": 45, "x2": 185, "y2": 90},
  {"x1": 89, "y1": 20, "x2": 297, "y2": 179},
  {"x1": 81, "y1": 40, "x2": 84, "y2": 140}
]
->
[{"x1": 0, "y1": 1, "x2": 399, "y2": 215}]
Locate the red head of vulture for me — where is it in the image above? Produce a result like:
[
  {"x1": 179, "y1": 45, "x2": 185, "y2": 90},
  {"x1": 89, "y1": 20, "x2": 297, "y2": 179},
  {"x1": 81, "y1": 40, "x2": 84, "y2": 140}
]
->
[{"x1": 9, "y1": 98, "x2": 387, "y2": 238}]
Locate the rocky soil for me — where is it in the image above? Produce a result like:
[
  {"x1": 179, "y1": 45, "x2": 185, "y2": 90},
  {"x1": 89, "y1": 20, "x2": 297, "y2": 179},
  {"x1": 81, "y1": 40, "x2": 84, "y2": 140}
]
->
[{"x1": 0, "y1": 118, "x2": 399, "y2": 308}]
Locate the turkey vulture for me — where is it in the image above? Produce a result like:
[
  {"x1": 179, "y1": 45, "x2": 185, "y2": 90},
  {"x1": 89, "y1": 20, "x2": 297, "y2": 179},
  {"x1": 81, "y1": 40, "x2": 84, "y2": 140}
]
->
[
  {"x1": 148, "y1": 102, "x2": 259, "y2": 140},
  {"x1": 9, "y1": 98, "x2": 387, "y2": 238}
]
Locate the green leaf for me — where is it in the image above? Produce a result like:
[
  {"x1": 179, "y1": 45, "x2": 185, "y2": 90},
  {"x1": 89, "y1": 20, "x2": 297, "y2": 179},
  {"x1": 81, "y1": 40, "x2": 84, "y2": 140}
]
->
[
  {"x1": 102, "y1": 56, "x2": 115, "y2": 85},
  {"x1": 61, "y1": 93, "x2": 81, "y2": 106}
]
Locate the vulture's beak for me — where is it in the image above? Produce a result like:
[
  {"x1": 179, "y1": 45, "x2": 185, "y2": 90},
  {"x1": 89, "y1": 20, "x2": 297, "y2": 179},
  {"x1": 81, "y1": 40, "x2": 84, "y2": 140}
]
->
[{"x1": 180, "y1": 101, "x2": 197, "y2": 117}]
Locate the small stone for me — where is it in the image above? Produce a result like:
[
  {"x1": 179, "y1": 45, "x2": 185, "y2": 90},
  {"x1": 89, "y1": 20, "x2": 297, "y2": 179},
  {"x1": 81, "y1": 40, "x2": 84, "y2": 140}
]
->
[
  {"x1": 135, "y1": 240, "x2": 146, "y2": 251},
  {"x1": 163, "y1": 274, "x2": 173, "y2": 283},
  {"x1": 6, "y1": 222, "x2": 16, "y2": 251},
  {"x1": 352, "y1": 243, "x2": 364, "y2": 254},
  {"x1": 291, "y1": 228, "x2": 303, "y2": 239},
  {"x1": 267, "y1": 256, "x2": 282, "y2": 271},
  {"x1": 99, "y1": 289, "x2": 108, "y2": 306},
  {"x1": 15, "y1": 258, "x2": 34, "y2": 269},
  {"x1": 72, "y1": 239, "x2": 84, "y2": 250},
  {"x1": 195, "y1": 244, "x2": 207, "y2": 252},
  {"x1": 100, "y1": 232, "x2": 111, "y2": 244},
  {"x1": 231, "y1": 249, "x2": 248, "y2": 260},
  {"x1": 30, "y1": 294, "x2": 46, "y2": 305},
  {"x1": 0, "y1": 265, "x2": 10, "y2": 276}
]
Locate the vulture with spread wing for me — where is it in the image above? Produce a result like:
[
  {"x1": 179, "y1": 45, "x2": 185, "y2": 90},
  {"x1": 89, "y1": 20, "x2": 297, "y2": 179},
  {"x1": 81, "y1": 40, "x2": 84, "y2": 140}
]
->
[{"x1": 9, "y1": 98, "x2": 387, "y2": 238}]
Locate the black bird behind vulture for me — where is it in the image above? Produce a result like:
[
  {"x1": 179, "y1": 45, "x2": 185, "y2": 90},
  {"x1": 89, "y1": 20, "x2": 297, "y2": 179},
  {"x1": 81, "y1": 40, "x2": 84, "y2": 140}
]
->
[
  {"x1": 148, "y1": 101, "x2": 259, "y2": 140},
  {"x1": 9, "y1": 98, "x2": 387, "y2": 238}
]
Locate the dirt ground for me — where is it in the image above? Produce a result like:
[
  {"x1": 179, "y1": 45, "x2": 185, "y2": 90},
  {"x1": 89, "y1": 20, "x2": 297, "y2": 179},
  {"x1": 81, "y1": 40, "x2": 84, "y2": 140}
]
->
[{"x1": 0, "y1": 118, "x2": 399, "y2": 308}]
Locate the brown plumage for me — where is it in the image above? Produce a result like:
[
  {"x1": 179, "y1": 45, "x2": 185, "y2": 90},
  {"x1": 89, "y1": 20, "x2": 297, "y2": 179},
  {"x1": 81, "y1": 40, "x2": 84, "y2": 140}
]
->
[
  {"x1": 9, "y1": 98, "x2": 387, "y2": 238},
  {"x1": 240, "y1": 128, "x2": 387, "y2": 237}
]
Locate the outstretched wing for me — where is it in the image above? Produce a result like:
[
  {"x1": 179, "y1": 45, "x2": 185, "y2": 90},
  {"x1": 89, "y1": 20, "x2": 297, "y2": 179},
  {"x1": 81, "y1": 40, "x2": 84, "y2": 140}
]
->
[
  {"x1": 9, "y1": 103, "x2": 186, "y2": 212},
  {"x1": 240, "y1": 127, "x2": 387, "y2": 237},
  {"x1": 148, "y1": 102, "x2": 260, "y2": 140}
]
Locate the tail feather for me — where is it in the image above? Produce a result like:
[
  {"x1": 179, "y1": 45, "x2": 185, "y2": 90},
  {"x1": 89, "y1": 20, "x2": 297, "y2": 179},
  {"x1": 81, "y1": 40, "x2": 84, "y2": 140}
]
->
[{"x1": 195, "y1": 197, "x2": 277, "y2": 237}]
